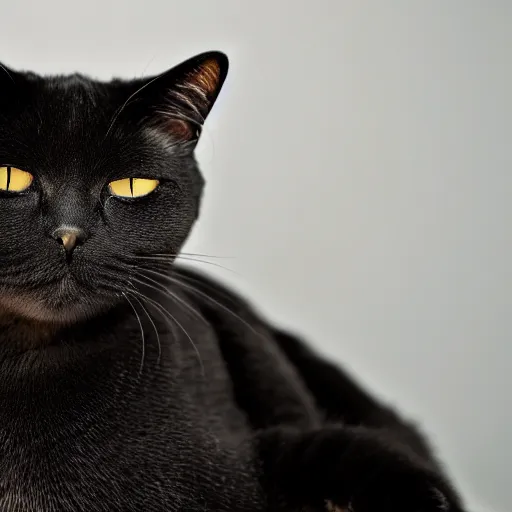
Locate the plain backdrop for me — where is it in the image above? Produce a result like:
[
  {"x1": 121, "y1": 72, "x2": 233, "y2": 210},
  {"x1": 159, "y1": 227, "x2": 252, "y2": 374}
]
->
[{"x1": 1, "y1": 1, "x2": 510, "y2": 511}]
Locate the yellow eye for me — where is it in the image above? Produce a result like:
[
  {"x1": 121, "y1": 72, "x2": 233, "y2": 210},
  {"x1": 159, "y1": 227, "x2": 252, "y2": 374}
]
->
[
  {"x1": 0, "y1": 166, "x2": 34, "y2": 193},
  {"x1": 108, "y1": 178, "x2": 160, "y2": 198}
]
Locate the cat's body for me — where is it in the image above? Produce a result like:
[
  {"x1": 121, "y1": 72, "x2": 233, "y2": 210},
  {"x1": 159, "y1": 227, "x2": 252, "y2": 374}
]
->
[
  {"x1": 0, "y1": 52, "x2": 466, "y2": 511},
  {"x1": 0, "y1": 268, "x2": 265, "y2": 511}
]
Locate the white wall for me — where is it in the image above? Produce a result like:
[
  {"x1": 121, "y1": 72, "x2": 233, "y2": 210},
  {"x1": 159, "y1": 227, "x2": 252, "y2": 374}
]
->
[{"x1": 1, "y1": 1, "x2": 509, "y2": 511}]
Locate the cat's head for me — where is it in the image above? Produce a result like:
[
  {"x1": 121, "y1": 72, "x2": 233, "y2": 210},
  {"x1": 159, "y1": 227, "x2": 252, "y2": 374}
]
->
[{"x1": 0, "y1": 51, "x2": 228, "y2": 324}]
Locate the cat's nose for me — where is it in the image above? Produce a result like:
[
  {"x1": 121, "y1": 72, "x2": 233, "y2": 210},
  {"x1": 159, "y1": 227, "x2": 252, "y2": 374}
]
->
[{"x1": 52, "y1": 226, "x2": 86, "y2": 255}]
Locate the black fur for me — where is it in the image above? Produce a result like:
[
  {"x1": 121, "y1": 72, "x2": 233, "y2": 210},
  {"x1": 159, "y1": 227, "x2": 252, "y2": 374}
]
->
[{"x1": 0, "y1": 52, "x2": 466, "y2": 511}]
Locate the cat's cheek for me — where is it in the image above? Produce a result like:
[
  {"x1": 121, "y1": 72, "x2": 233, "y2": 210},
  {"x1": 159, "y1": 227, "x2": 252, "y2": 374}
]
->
[{"x1": 0, "y1": 197, "x2": 42, "y2": 241}]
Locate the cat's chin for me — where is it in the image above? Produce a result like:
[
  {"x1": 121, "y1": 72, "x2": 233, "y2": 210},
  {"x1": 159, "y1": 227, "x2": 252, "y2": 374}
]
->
[{"x1": 0, "y1": 282, "x2": 120, "y2": 325}]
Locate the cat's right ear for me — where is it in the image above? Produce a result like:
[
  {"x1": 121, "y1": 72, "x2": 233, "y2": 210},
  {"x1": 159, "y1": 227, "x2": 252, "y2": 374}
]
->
[{"x1": 126, "y1": 52, "x2": 229, "y2": 144}]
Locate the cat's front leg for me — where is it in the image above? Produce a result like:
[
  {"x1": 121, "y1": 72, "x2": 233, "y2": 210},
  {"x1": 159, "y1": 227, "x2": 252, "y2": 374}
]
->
[{"x1": 257, "y1": 426, "x2": 465, "y2": 512}]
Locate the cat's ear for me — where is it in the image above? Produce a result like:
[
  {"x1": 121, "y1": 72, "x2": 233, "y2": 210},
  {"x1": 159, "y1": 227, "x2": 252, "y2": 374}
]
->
[{"x1": 138, "y1": 51, "x2": 229, "y2": 143}]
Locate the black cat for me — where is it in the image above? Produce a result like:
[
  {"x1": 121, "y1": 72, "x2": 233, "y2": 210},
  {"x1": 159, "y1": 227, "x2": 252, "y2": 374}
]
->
[{"x1": 0, "y1": 51, "x2": 466, "y2": 511}]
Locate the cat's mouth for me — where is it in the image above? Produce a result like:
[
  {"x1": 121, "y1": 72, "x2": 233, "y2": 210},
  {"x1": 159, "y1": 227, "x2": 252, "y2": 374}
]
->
[
  {"x1": 0, "y1": 272, "x2": 119, "y2": 325},
  {"x1": 48, "y1": 271, "x2": 84, "y2": 292},
  {"x1": 47, "y1": 273, "x2": 85, "y2": 299}
]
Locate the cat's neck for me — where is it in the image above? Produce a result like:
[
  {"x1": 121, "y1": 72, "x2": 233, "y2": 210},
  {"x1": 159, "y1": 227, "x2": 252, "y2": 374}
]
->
[
  {"x1": 0, "y1": 309, "x2": 62, "y2": 351},
  {"x1": 0, "y1": 302, "x2": 129, "y2": 354}
]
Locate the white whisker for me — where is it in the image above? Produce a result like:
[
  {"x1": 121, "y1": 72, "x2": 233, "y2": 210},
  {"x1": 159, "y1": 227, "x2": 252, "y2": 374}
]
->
[
  {"x1": 135, "y1": 254, "x2": 238, "y2": 275},
  {"x1": 122, "y1": 292, "x2": 146, "y2": 376},
  {"x1": 128, "y1": 287, "x2": 205, "y2": 379},
  {"x1": 132, "y1": 294, "x2": 162, "y2": 366},
  {"x1": 140, "y1": 267, "x2": 260, "y2": 336},
  {"x1": 130, "y1": 273, "x2": 207, "y2": 325}
]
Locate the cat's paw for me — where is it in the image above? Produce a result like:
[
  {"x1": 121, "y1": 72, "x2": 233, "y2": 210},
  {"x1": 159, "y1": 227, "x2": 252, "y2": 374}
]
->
[
  {"x1": 270, "y1": 427, "x2": 463, "y2": 512},
  {"x1": 324, "y1": 467, "x2": 455, "y2": 512},
  {"x1": 325, "y1": 501, "x2": 348, "y2": 512}
]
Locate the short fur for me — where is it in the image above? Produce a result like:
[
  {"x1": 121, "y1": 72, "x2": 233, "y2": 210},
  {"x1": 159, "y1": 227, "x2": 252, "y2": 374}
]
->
[{"x1": 0, "y1": 52, "x2": 467, "y2": 511}]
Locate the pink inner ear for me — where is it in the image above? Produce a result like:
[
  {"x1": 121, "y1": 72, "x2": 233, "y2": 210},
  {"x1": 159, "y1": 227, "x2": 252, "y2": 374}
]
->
[
  {"x1": 153, "y1": 57, "x2": 223, "y2": 140},
  {"x1": 185, "y1": 59, "x2": 221, "y2": 98},
  {"x1": 165, "y1": 118, "x2": 195, "y2": 141}
]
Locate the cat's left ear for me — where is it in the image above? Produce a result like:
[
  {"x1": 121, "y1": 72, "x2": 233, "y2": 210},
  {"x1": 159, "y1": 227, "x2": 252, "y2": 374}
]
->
[{"x1": 141, "y1": 51, "x2": 229, "y2": 143}]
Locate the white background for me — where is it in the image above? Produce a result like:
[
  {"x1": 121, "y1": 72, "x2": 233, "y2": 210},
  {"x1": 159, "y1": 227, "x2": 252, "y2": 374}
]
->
[{"x1": 1, "y1": 2, "x2": 510, "y2": 511}]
